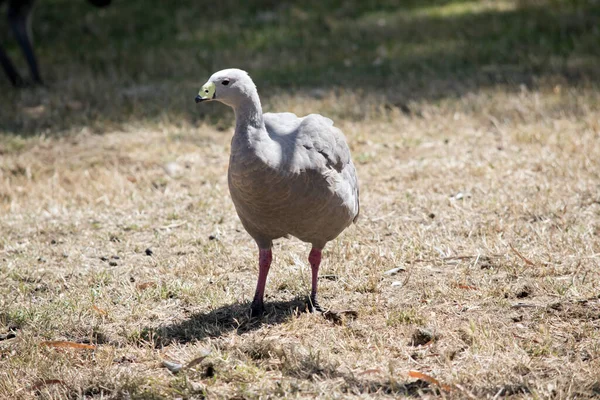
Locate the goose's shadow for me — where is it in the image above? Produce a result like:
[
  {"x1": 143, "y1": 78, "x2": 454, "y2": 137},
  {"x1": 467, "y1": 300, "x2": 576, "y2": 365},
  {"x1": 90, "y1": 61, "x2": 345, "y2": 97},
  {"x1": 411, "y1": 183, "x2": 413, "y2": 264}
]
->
[{"x1": 143, "y1": 297, "x2": 309, "y2": 346}]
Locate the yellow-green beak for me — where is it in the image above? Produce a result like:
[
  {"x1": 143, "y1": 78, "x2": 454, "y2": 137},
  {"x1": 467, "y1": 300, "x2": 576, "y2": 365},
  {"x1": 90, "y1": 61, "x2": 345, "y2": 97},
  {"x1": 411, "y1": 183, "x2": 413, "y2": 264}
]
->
[{"x1": 195, "y1": 81, "x2": 216, "y2": 103}]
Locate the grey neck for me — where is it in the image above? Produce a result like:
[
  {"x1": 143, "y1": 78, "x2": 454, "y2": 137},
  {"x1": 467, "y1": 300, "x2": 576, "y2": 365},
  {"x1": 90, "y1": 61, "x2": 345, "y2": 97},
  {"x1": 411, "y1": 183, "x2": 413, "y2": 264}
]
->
[{"x1": 234, "y1": 91, "x2": 265, "y2": 136}]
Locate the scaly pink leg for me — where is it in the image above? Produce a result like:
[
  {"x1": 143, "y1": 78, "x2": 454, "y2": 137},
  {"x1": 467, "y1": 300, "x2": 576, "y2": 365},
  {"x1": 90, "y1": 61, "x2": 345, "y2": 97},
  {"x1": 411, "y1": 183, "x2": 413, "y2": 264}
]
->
[
  {"x1": 250, "y1": 248, "x2": 272, "y2": 317},
  {"x1": 308, "y1": 248, "x2": 323, "y2": 312}
]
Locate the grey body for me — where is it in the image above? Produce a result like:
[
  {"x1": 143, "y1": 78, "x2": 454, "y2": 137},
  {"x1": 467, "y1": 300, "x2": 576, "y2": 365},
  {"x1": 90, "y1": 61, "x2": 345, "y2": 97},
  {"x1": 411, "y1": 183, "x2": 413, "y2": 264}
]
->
[{"x1": 228, "y1": 112, "x2": 359, "y2": 249}]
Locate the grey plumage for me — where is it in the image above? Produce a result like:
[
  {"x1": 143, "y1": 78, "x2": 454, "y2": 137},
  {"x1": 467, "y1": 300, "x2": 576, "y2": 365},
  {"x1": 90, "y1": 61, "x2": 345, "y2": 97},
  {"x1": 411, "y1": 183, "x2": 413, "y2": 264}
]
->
[
  {"x1": 195, "y1": 68, "x2": 359, "y2": 315},
  {"x1": 229, "y1": 110, "x2": 359, "y2": 249}
]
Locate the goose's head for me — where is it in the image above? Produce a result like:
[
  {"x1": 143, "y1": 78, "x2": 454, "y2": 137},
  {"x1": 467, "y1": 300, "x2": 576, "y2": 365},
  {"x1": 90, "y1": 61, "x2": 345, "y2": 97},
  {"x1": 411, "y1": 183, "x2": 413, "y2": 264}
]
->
[{"x1": 195, "y1": 68, "x2": 257, "y2": 108}]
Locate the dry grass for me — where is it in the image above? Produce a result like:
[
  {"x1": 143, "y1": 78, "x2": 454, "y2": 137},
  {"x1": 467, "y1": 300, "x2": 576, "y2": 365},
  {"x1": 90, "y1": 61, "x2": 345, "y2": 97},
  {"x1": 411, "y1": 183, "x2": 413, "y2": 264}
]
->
[
  {"x1": 2, "y1": 0, "x2": 600, "y2": 398},
  {"x1": 2, "y1": 83, "x2": 600, "y2": 398}
]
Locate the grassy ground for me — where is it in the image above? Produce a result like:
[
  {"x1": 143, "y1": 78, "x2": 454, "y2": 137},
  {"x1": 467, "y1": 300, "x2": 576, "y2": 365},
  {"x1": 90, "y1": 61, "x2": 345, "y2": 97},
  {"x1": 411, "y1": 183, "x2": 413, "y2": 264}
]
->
[{"x1": 1, "y1": 0, "x2": 600, "y2": 398}]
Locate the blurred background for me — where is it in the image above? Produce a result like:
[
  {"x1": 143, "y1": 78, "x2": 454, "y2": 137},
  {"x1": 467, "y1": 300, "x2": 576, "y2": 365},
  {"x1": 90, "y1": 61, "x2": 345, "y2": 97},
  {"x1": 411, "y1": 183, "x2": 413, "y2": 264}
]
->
[{"x1": 0, "y1": 0, "x2": 598, "y2": 136}]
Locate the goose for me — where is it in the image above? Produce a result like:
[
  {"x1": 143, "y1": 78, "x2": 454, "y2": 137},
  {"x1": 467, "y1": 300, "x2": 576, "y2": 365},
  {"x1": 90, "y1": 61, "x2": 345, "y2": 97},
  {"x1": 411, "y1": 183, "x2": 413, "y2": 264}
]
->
[{"x1": 195, "y1": 69, "x2": 359, "y2": 317}]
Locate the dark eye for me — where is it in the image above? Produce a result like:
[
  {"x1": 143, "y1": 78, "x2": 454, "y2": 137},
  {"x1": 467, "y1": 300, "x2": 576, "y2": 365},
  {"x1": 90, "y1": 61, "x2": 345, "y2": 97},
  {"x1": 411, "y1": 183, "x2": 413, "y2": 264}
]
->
[{"x1": 222, "y1": 79, "x2": 230, "y2": 86}]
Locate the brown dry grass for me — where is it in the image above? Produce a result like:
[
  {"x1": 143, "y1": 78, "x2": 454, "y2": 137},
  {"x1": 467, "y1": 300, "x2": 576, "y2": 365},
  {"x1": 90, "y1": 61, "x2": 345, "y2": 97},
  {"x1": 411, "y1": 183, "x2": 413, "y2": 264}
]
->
[
  {"x1": 2, "y1": 83, "x2": 600, "y2": 399},
  {"x1": 2, "y1": 0, "x2": 600, "y2": 398}
]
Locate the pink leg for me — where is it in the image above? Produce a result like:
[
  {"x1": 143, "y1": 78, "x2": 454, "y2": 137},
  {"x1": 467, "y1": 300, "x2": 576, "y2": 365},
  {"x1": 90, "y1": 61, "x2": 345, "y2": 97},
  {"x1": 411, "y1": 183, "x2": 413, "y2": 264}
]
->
[
  {"x1": 250, "y1": 248, "x2": 272, "y2": 317},
  {"x1": 308, "y1": 248, "x2": 323, "y2": 312}
]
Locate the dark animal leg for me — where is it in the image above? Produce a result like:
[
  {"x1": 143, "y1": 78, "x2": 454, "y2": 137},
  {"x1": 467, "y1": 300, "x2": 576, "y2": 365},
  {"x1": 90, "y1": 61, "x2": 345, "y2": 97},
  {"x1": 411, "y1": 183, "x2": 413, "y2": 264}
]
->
[
  {"x1": 0, "y1": 43, "x2": 23, "y2": 86},
  {"x1": 8, "y1": 0, "x2": 42, "y2": 85}
]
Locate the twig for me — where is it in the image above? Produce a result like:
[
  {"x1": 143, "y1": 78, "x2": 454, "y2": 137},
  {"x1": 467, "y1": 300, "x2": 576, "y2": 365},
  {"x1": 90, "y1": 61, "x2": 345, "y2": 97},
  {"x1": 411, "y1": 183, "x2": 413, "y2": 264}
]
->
[
  {"x1": 156, "y1": 221, "x2": 188, "y2": 230},
  {"x1": 511, "y1": 302, "x2": 542, "y2": 309},
  {"x1": 509, "y1": 244, "x2": 535, "y2": 266},
  {"x1": 407, "y1": 254, "x2": 501, "y2": 265}
]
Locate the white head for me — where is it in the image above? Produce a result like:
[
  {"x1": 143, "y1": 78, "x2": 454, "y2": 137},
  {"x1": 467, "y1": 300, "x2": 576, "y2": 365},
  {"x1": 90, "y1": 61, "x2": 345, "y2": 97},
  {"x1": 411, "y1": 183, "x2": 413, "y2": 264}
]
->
[{"x1": 195, "y1": 68, "x2": 258, "y2": 108}]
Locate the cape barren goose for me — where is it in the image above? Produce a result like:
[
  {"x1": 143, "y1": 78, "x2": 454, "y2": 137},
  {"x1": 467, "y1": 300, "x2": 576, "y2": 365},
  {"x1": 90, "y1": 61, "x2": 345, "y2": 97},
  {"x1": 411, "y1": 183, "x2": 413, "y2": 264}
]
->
[{"x1": 195, "y1": 69, "x2": 359, "y2": 317}]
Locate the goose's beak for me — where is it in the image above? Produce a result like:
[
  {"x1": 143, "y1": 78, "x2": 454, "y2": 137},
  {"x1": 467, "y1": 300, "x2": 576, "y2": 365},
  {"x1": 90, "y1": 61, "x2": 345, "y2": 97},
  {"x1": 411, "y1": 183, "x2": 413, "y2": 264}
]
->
[{"x1": 195, "y1": 81, "x2": 215, "y2": 103}]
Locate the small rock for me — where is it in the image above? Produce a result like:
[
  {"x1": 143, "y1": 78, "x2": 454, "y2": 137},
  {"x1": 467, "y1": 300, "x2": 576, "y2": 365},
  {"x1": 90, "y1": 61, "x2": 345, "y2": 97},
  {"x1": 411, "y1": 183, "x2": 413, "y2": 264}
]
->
[
  {"x1": 208, "y1": 233, "x2": 218, "y2": 240},
  {"x1": 108, "y1": 261, "x2": 118, "y2": 267},
  {"x1": 428, "y1": 213, "x2": 435, "y2": 219},
  {"x1": 37, "y1": 257, "x2": 46, "y2": 263},
  {"x1": 111, "y1": 255, "x2": 120, "y2": 260},
  {"x1": 100, "y1": 256, "x2": 108, "y2": 262},
  {"x1": 391, "y1": 281, "x2": 403, "y2": 287},
  {"x1": 162, "y1": 360, "x2": 183, "y2": 373},
  {"x1": 145, "y1": 248, "x2": 153, "y2": 256},
  {"x1": 164, "y1": 162, "x2": 182, "y2": 177}
]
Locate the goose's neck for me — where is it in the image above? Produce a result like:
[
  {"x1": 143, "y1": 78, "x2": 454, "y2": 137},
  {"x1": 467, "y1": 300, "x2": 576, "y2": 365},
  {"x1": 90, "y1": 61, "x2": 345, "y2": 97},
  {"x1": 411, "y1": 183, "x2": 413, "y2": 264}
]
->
[{"x1": 234, "y1": 91, "x2": 265, "y2": 135}]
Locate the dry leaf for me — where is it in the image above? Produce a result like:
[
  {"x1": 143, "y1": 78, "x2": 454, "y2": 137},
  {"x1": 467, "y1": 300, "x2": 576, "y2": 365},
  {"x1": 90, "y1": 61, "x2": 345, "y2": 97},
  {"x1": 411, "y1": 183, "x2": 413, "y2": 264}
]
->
[
  {"x1": 40, "y1": 341, "x2": 96, "y2": 350},
  {"x1": 92, "y1": 305, "x2": 108, "y2": 316},
  {"x1": 453, "y1": 283, "x2": 478, "y2": 290},
  {"x1": 136, "y1": 282, "x2": 157, "y2": 290},
  {"x1": 186, "y1": 349, "x2": 212, "y2": 369},
  {"x1": 408, "y1": 370, "x2": 452, "y2": 391}
]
